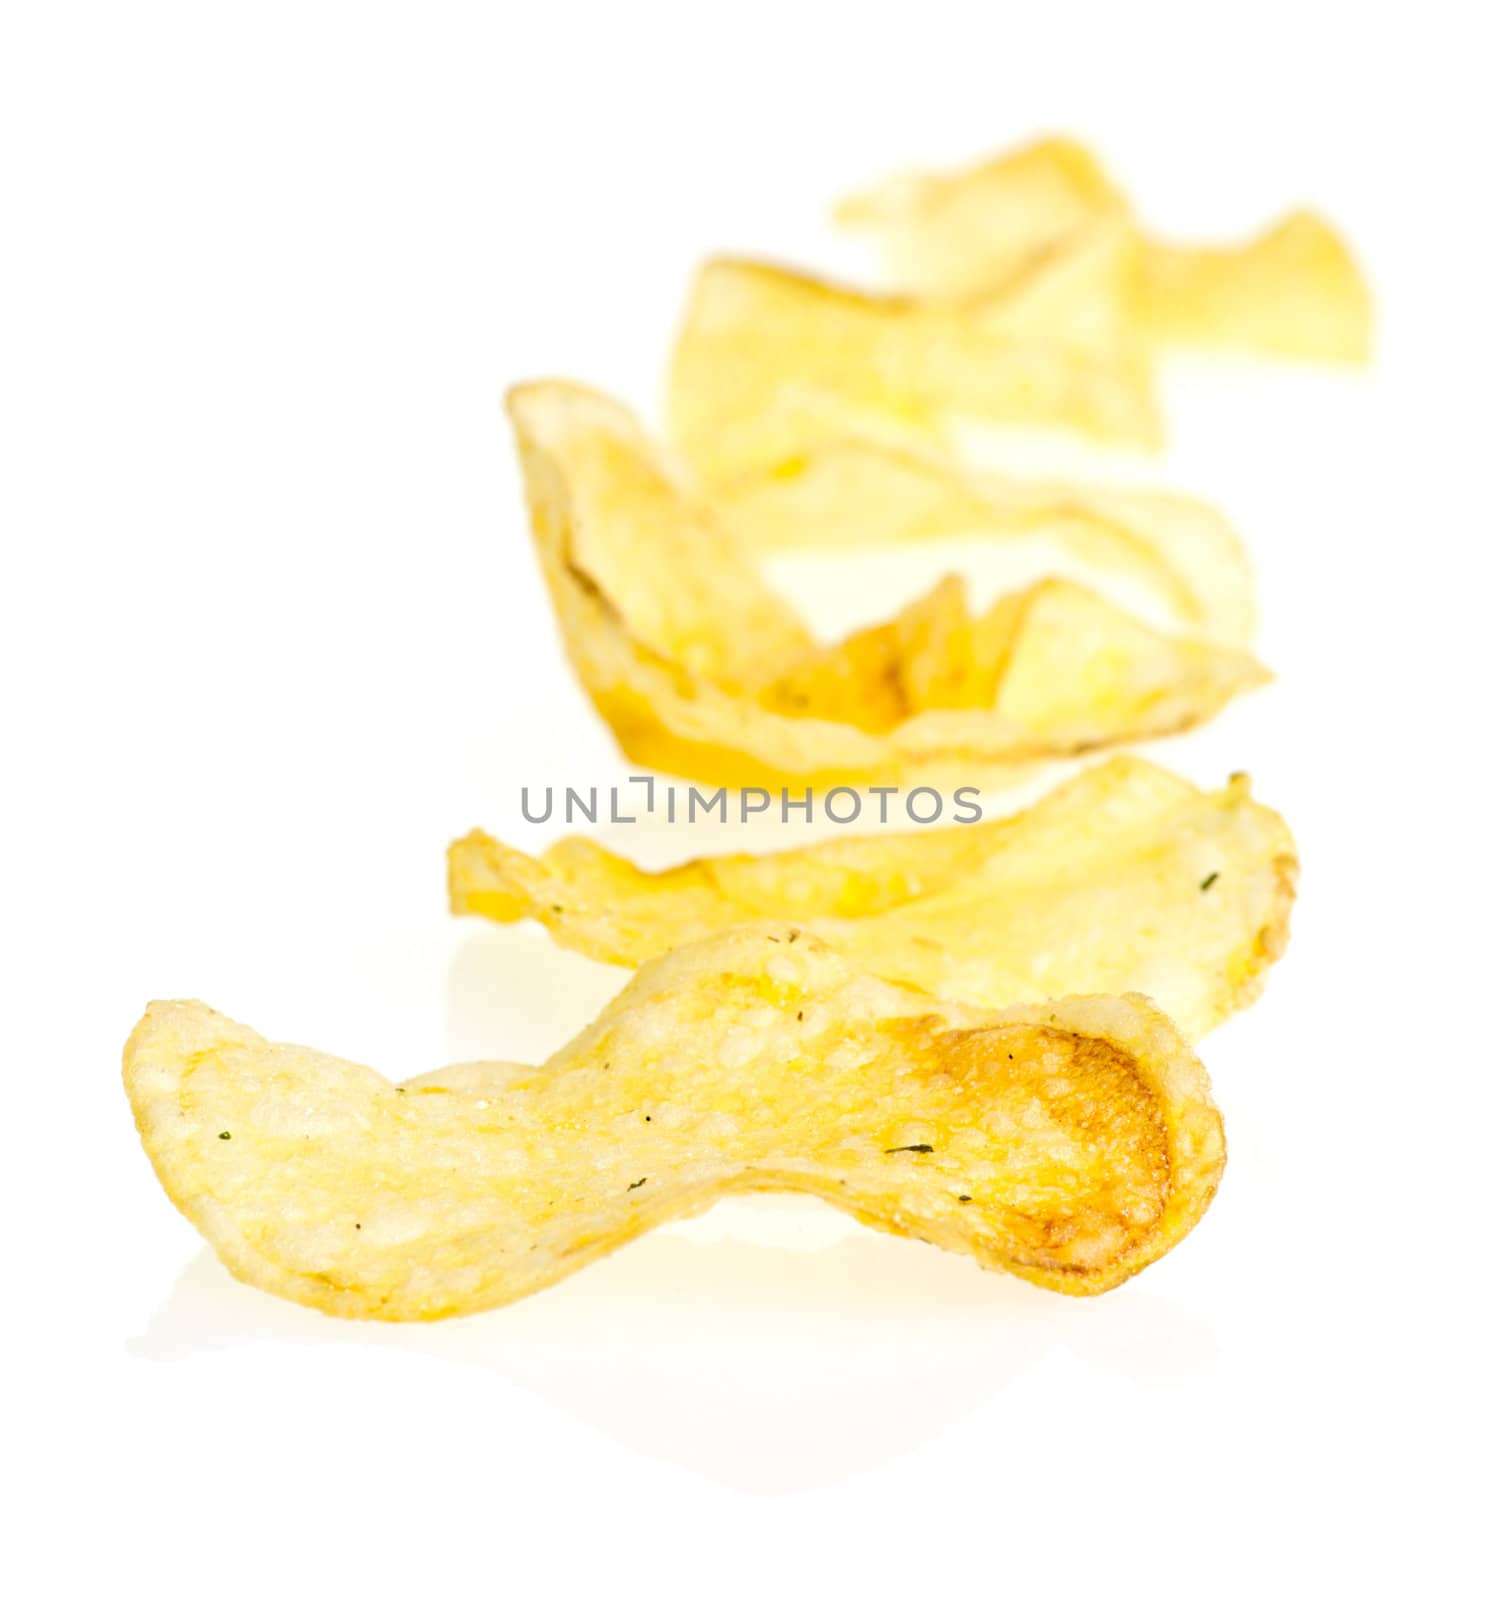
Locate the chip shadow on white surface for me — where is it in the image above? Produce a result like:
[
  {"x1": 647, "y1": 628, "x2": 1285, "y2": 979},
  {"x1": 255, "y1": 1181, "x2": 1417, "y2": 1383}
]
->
[{"x1": 131, "y1": 1221, "x2": 1218, "y2": 1495}]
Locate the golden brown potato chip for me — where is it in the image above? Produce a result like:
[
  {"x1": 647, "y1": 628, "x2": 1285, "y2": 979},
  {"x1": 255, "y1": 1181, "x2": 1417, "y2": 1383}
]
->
[
  {"x1": 714, "y1": 434, "x2": 1256, "y2": 647},
  {"x1": 666, "y1": 248, "x2": 1161, "y2": 488},
  {"x1": 450, "y1": 756, "x2": 1296, "y2": 1042},
  {"x1": 125, "y1": 928, "x2": 1226, "y2": 1319},
  {"x1": 839, "y1": 135, "x2": 1371, "y2": 361},
  {"x1": 508, "y1": 381, "x2": 1266, "y2": 786}
]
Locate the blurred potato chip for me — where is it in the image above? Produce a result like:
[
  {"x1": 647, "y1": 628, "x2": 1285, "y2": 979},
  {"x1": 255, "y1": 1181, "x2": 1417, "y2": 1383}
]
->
[
  {"x1": 125, "y1": 928, "x2": 1226, "y2": 1319},
  {"x1": 451, "y1": 756, "x2": 1296, "y2": 1042},
  {"x1": 1135, "y1": 212, "x2": 1372, "y2": 362},
  {"x1": 508, "y1": 381, "x2": 1266, "y2": 786},
  {"x1": 667, "y1": 248, "x2": 1161, "y2": 487},
  {"x1": 714, "y1": 434, "x2": 1256, "y2": 647},
  {"x1": 837, "y1": 135, "x2": 1130, "y2": 301},
  {"x1": 839, "y1": 135, "x2": 1371, "y2": 361}
]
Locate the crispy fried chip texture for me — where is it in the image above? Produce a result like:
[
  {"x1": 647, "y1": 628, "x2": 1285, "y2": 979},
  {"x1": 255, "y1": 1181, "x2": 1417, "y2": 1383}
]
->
[
  {"x1": 451, "y1": 757, "x2": 1296, "y2": 1042},
  {"x1": 667, "y1": 249, "x2": 1161, "y2": 487},
  {"x1": 125, "y1": 929, "x2": 1226, "y2": 1319},
  {"x1": 838, "y1": 135, "x2": 1371, "y2": 361},
  {"x1": 508, "y1": 381, "x2": 1266, "y2": 786},
  {"x1": 714, "y1": 435, "x2": 1255, "y2": 647}
]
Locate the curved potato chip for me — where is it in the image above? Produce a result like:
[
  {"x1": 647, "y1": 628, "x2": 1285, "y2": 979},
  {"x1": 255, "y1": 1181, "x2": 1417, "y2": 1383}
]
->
[
  {"x1": 508, "y1": 381, "x2": 1265, "y2": 786},
  {"x1": 839, "y1": 135, "x2": 1371, "y2": 361},
  {"x1": 714, "y1": 434, "x2": 1256, "y2": 647},
  {"x1": 836, "y1": 135, "x2": 1130, "y2": 301},
  {"x1": 1135, "y1": 212, "x2": 1372, "y2": 362},
  {"x1": 125, "y1": 928, "x2": 1226, "y2": 1319},
  {"x1": 666, "y1": 249, "x2": 1161, "y2": 488},
  {"x1": 529, "y1": 389, "x2": 813, "y2": 690},
  {"x1": 450, "y1": 756, "x2": 1296, "y2": 1042}
]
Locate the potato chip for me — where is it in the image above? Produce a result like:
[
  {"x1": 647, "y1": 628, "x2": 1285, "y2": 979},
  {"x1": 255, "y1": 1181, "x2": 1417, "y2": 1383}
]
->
[
  {"x1": 838, "y1": 135, "x2": 1371, "y2": 361},
  {"x1": 836, "y1": 135, "x2": 1130, "y2": 302},
  {"x1": 508, "y1": 381, "x2": 1266, "y2": 786},
  {"x1": 1134, "y1": 212, "x2": 1372, "y2": 362},
  {"x1": 451, "y1": 756, "x2": 1296, "y2": 1041},
  {"x1": 666, "y1": 249, "x2": 1161, "y2": 488},
  {"x1": 124, "y1": 928, "x2": 1226, "y2": 1318},
  {"x1": 714, "y1": 434, "x2": 1255, "y2": 647}
]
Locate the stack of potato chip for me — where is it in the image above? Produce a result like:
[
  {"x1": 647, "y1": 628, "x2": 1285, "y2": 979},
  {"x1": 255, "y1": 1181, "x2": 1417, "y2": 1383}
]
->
[{"x1": 126, "y1": 137, "x2": 1369, "y2": 1319}]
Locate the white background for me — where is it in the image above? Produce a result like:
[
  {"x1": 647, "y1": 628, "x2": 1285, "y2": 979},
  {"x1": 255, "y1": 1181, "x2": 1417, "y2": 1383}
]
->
[{"x1": 3, "y1": 2, "x2": 1492, "y2": 1594}]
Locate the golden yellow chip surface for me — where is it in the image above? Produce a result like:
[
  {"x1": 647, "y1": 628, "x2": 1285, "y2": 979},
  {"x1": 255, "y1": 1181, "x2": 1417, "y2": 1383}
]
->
[
  {"x1": 508, "y1": 381, "x2": 1266, "y2": 786},
  {"x1": 667, "y1": 247, "x2": 1161, "y2": 487},
  {"x1": 838, "y1": 135, "x2": 1371, "y2": 361},
  {"x1": 714, "y1": 434, "x2": 1256, "y2": 647},
  {"x1": 836, "y1": 135, "x2": 1129, "y2": 301},
  {"x1": 1134, "y1": 211, "x2": 1372, "y2": 362},
  {"x1": 125, "y1": 928, "x2": 1226, "y2": 1319},
  {"x1": 451, "y1": 756, "x2": 1295, "y2": 1042}
]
